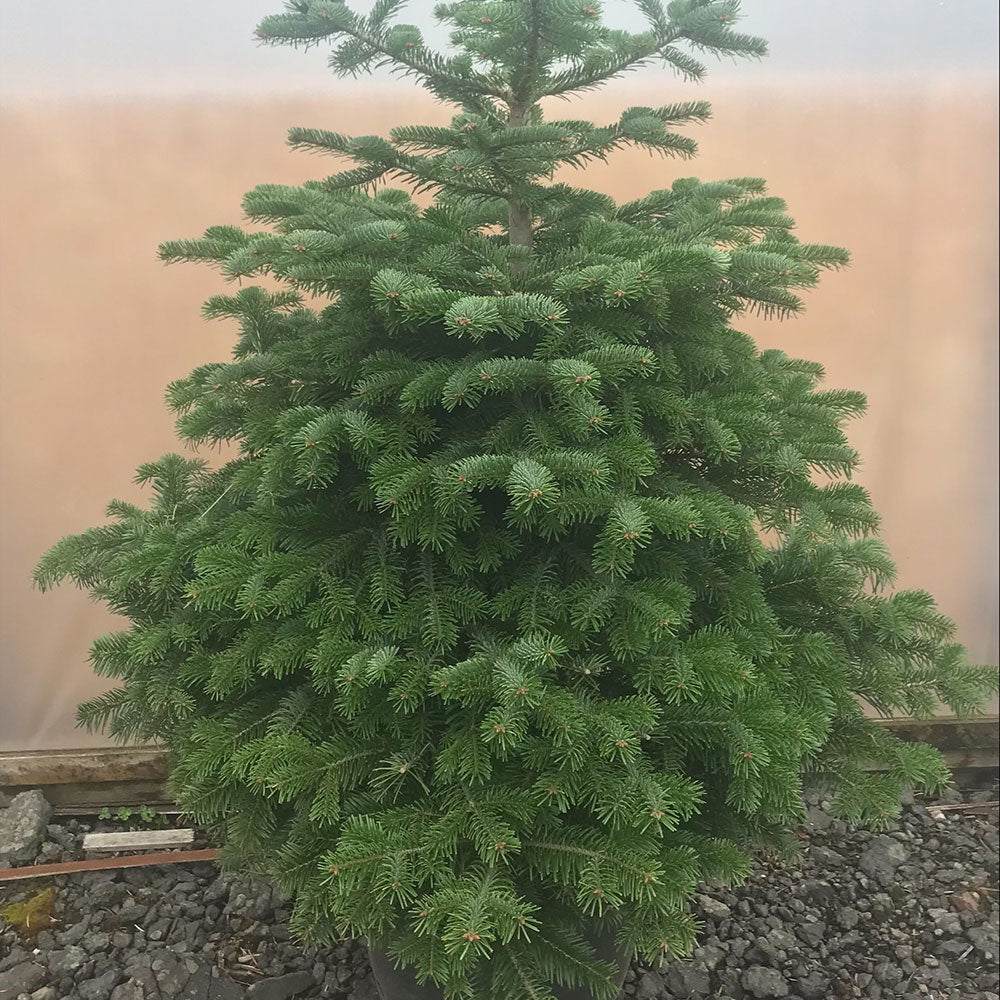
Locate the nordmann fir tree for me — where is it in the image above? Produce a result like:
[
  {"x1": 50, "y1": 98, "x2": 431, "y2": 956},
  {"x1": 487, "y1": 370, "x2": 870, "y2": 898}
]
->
[{"x1": 36, "y1": 2, "x2": 994, "y2": 998}]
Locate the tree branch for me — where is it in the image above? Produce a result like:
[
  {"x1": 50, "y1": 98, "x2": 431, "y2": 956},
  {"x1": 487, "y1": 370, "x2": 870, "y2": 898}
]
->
[
  {"x1": 542, "y1": 27, "x2": 685, "y2": 99},
  {"x1": 337, "y1": 23, "x2": 507, "y2": 103}
]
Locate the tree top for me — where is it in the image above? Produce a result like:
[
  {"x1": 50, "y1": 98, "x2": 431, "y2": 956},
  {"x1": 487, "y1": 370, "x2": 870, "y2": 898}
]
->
[{"x1": 256, "y1": 1, "x2": 767, "y2": 116}]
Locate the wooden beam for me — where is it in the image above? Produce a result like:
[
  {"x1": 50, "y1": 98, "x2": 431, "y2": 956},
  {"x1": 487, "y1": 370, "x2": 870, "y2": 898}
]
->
[
  {"x1": 83, "y1": 828, "x2": 195, "y2": 853},
  {"x1": 1, "y1": 716, "x2": 995, "y2": 812},
  {"x1": 0, "y1": 746, "x2": 168, "y2": 787},
  {"x1": 880, "y1": 715, "x2": 1000, "y2": 744},
  {"x1": 0, "y1": 747, "x2": 172, "y2": 811}
]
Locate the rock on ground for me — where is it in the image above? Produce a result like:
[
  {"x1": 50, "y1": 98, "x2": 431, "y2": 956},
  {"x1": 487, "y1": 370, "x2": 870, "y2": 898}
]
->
[
  {"x1": 0, "y1": 960, "x2": 47, "y2": 997},
  {"x1": 0, "y1": 789, "x2": 52, "y2": 866},
  {"x1": 858, "y1": 834, "x2": 909, "y2": 888},
  {"x1": 742, "y1": 964, "x2": 789, "y2": 997}
]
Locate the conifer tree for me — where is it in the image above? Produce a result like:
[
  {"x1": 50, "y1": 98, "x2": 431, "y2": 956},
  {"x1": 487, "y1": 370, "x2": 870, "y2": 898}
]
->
[{"x1": 36, "y1": 2, "x2": 994, "y2": 998}]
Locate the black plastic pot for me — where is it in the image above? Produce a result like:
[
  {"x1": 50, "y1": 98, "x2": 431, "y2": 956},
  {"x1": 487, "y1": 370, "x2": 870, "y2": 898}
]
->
[{"x1": 368, "y1": 931, "x2": 630, "y2": 1000}]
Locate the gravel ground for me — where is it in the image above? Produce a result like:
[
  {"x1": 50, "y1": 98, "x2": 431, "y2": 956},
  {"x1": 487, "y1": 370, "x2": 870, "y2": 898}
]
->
[{"x1": 1, "y1": 783, "x2": 997, "y2": 1000}]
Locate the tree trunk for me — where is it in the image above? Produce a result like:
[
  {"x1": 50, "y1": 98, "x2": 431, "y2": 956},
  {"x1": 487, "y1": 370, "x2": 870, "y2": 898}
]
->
[
  {"x1": 368, "y1": 931, "x2": 631, "y2": 999},
  {"x1": 508, "y1": 199, "x2": 534, "y2": 252},
  {"x1": 507, "y1": 101, "x2": 534, "y2": 261}
]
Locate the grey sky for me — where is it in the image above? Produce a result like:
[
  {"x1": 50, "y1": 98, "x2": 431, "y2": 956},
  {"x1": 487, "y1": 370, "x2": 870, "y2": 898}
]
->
[{"x1": 1, "y1": 0, "x2": 997, "y2": 99}]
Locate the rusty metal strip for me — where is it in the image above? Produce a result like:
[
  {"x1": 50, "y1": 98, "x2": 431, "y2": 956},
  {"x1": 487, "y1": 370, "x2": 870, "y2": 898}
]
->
[
  {"x1": 0, "y1": 848, "x2": 218, "y2": 883},
  {"x1": 930, "y1": 800, "x2": 999, "y2": 813}
]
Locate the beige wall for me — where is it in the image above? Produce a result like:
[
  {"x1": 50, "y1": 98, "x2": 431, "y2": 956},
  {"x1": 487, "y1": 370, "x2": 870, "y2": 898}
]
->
[{"x1": 1, "y1": 76, "x2": 997, "y2": 752}]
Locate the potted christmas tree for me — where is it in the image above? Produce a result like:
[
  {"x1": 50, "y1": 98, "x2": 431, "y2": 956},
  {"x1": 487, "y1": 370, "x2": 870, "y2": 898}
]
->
[{"x1": 36, "y1": 2, "x2": 993, "y2": 998}]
